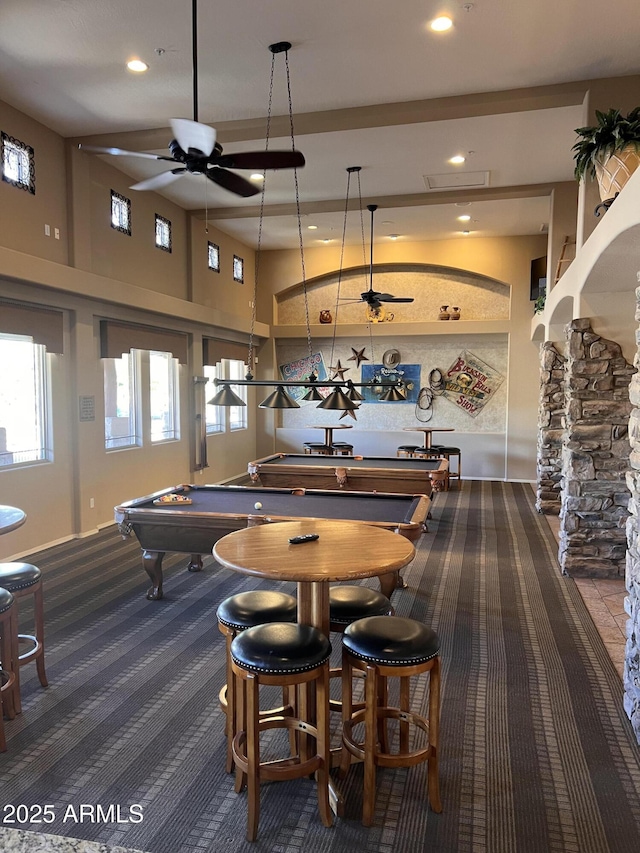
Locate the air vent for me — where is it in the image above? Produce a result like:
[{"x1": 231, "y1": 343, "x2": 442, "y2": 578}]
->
[{"x1": 423, "y1": 171, "x2": 490, "y2": 190}]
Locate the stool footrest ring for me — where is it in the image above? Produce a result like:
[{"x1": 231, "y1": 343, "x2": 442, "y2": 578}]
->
[{"x1": 342, "y1": 706, "x2": 433, "y2": 768}]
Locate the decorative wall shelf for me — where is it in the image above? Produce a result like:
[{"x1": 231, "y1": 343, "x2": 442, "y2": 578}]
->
[{"x1": 272, "y1": 321, "x2": 512, "y2": 338}]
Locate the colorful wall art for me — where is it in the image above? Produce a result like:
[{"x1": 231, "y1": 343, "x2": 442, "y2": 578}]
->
[
  {"x1": 441, "y1": 350, "x2": 504, "y2": 417},
  {"x1": 360, "y1": 363, "x2": 421, "y2": 403}
]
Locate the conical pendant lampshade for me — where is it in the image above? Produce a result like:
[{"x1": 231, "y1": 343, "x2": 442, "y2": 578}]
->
[
  {"x1": 317, "y1": 388, "x2": 358, "y2": 410},
  {"x1": 208, "y1": 386, "x2": 246, "y2": 407},
  {"x1": 380, "y1": 384, "x2": 407, "y2": 402},
  {"x1": 345, "y1": 380, "x2": 364, "y2": 402},
  {"x1": 302, "y1": 386, "x2": 324, "y2": 402},
  {"x1": 259, "y1": 385, "x2": 300, "y2": 409}
]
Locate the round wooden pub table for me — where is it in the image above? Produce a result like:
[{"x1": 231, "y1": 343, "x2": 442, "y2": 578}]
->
[
  {"x1": 213, "y1": 519, "x2": 416, "y2": 815},
  {"x1": 310, "y1": 423, "x2": 353, "y2": 449},
  {"x1": 403, "y1": 426, "x2": 455, "y2": 449}
]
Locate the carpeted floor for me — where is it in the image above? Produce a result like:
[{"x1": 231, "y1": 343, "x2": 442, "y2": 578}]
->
[{"x1": 2, "y1": 481, "x2": 640, "y2": 853}]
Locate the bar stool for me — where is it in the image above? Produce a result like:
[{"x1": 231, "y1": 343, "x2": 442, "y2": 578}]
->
[
  {"x1": 217, "y1": 590, "x2": 297, "y2": 773},
  {"x1": 0, "y1": 562, "x2": 47, "y2": 714},
  {"x1": 437, "y1": 446, "x2": 461, "y2": 488},
  {"x1": 396, "y1": 445, "x2": 420, "y2": 457},
  {"x1": 339, "y1": 616, "x2": 442, "y2": 826},
  {"x1": 330, "y1": 443, "x2": 354, "y2": 456},
  {"x1": 328, "y1": 586, "x2": 393, "y2": 714},
  {"x1": 0, "y1": 587, "x2": 18, "y2": 751},
  {"x1": 230, "y1": 622, "x2": 333, "y2": 841},
  {"x1": 303, "y1": 442, "x2": 332, "y2": 455}
]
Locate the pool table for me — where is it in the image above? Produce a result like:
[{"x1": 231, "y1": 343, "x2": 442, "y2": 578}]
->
[
  {"x1": 248, "y1": 453, "x2": 449, "y2": 494},
  {"x1": 114, "y1": 484, "x2": 429, "y2": 601}
]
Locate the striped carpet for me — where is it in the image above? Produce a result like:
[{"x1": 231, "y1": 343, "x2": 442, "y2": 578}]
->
[{"x1": 2, "y1": 481, "x2": 640, "y2": 853}]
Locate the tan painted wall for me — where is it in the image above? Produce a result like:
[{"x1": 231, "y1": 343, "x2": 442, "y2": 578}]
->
[{"x1": 0, "y1": 99, "x2": 68, "y2": 266}]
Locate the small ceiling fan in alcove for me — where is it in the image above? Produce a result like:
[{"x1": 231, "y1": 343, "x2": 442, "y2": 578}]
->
[
  {"x1": 77, "y1": 0, "x2": 305, "y2": 197},
  {"x1": 340, "y1": 204, "x2": 415, "y2": 314}
]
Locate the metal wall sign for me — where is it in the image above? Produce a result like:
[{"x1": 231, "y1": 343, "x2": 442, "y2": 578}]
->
[{"x1": 441, "y1": 351, "x2": 504, "y2": 417}]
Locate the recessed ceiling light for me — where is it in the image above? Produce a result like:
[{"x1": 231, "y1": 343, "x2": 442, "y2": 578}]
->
[
  {"x1": 126, "y1": 59, "x2": 148, "y2": 73},
  {"x1": 321, "y1": 238, "x2": 332, "y2": 244},
  {"x1": 449, "y1": 155, "x2": 466, "y2": 165},
  {"x1": 455, "y1": 201, "x2": 471, "y2": 206},
  {"x1": 388, "y1": 235, "x2": 399, "y2": 240},
  {"x1": 462, "y1": 230, "x2": 471, "y2": 235},
  {"x1": 250, "y1": 173, "x2": 264, "y2": 181},
  {"x1": 457, "y1": 214, "x2": 471, "y2": 222},
  {"x1": 430, "y1": 16, "x2": 453, "y2": 32},
  {"x1": 307, "y1": 225, "x2": 318, "y2": 230}
]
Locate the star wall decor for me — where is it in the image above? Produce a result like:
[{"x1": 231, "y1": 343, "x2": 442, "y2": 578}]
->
[
  {"x1": 340, "y1": 407, "x2": 358, "y2": 421},
  {"x1": 347, "y1": 346, "x2": 369, "y2": 367},
  {"x1": 329, "y1": 360, "x2": 350, "y2": 381}
]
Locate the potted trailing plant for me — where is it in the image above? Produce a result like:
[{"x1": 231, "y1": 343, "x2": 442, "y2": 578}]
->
[{"x1": 572, "y1": 107, "x2": 640, "y2": 204}]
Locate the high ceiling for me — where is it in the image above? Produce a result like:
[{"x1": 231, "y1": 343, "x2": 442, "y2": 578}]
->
[{"x1": 1, "y1": 0, "x2": 639, "y2": 249}]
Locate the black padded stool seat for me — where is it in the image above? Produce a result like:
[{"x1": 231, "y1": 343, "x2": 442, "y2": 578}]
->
[
  {"x1": 230, "y1": 622, "x2": 333, "y2": 840},
  {"x1": 217, "y1": 591, "x2": 297, "y2": 773},
  {"x1": 217, "y1": 590, "x2": 297, "y2": 632},
  {"x1": 232, "y1": 622, "x2": 330, "y2": 673},
  {"x1": 397, "y1": 444, "x2": 420, "y2": 457},
  {"x1": 342, "y1": 615, "x2": 440, "y2": 664},
  {"x1": 329, "y1": 587, "x2": 393, "y2": 632},
  {"x1": 303, "y1": 442, "x2": 332, "y2": 455},
  {"x1": 0, "y1": 587, "x2": 18, "y2": 751},
  {"x1": 0, "y1": 562, "x2": 47, "y2": 714},
  {"x1": 339, "y1": 615, "x2": 442, "y2": 825},
  {"x1": 330, "y1": 443, "x2": 354, "y2": 456}
]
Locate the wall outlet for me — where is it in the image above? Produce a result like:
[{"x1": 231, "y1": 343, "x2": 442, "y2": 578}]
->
[
  {"x1": 89, "y1": 498, "x2": 95, "y2": 509},
  {"x1": 44, "y1": 224, "x2": 50, "y2": 236},
  {"x1": 54, "y1": 227, "x2": 60, "y2": 240}
]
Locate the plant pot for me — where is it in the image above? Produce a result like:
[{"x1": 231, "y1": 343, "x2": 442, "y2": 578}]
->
[{"x1": 595, "y1": 144, "x2": 640, "y2": 201}]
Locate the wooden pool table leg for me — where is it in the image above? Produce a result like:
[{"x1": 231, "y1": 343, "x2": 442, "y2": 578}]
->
[
  {"x1": 142, "y1": 550, "x2": 164, "y2": 600},
  {"x1": 187, "y1": 554, "x2": 204, "y2": 573}
]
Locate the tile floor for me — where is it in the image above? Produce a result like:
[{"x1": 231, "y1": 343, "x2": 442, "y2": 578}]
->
[{"x1": 543, "y1": 513, "x2": 627, "y2": 677}]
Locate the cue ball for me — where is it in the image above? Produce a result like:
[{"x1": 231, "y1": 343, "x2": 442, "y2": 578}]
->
[{"x1": 254, "y1": 501, "x2": 263, "y2": 510}]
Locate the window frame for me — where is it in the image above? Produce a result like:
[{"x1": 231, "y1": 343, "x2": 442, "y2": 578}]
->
[
  {"x1": 1, "y1": 131, "x2": 35, "y2": 194},
  {"x1": 208, "y1": 241, "x2": 220, "y2": 272},
  {"x1": 111, "y1": 190, "x2": 132, "y2": 235},
  {"x1": 233, "y1": 254, "x2": 244, "y2": 283},
  {"x1": 155, "y1": 214, "x2": 172, "y2": 252},
  {"x1": 103, "y1": 351, "x2": 141, "y2": 451},
  {"x1": 204, "y1": 358, "x2": 248, "y2": 436}
]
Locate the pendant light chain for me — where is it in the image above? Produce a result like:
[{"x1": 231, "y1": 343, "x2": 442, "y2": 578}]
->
[
  {"x1": 246, "y1": 52, "x2": 276, "y2": 380},
  {"x1": 355, "y1": 171, "x2": 377, "y2": 365},
  {"x1": 284, "y1": 49, "x2": 313, "y2": 361},
  {"x1": 328, "y1": 167, "x2": 354, "y2": 371}
]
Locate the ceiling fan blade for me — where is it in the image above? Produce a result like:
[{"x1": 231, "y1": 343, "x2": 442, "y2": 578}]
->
[
  {"x1": 130, "y1": 170, "x2": 186, "y2": 191},
  {"x1": 206, "y1": 167, "x2": 261, "y2": 197},
  {"x1": 379, "y1": 296, "x2": 415, "y2": 303},
  {"x1": 215, "y1": 150, "x2": 305, "y2": 170},
  {"x1": 170, "y1": 118, "x2": 216, "y2": 157},
  {"x1": 78, "y1": 143, "x2": 174, "y2": 162}
]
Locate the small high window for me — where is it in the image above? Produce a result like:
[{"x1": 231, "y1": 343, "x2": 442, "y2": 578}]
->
[
  {"x1": 1, "y1": 132, "x2": 35, "y2": 194},
  {"x1": 155, "y1": 214, "x2": 172, "y2": 252},
  {"x1": 233, "y1": 255, "x2": 244, "y2": 283},
  {"x1": 111, "y1": 190, "x2": 131, "y2": 235},
  {"x1": 208, "y1": 242, "x2": 220, "y2": 272}
]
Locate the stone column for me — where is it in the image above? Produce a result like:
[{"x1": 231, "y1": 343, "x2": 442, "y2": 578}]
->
[
  {"x1": 536, "y1": 342, "x2": 566, "y2": 514},
  {"x1": 624, "y1": 287, "x2": 640, "y2": 742},
  {"x1": 558, "y1": 319, "x2": 634, "y2": 578}
]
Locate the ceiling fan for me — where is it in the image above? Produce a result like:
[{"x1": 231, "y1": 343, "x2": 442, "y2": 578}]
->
[
  {"x1": 342, "y1": 204, "x2": 415, "y2": 309},
  {"x1": 77, "y1": 2, "x2": 304, "y2": 198}
]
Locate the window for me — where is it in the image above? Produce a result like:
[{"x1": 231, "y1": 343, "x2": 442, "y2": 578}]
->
[
  {"x1": 155, "y1": 215, "x2": 172, "y2": 252},
  {"x1": 111, "y1": 190, "x2": 131, "y2": 235},
  {"x1": 1, "y1": 132, "x2": 35, "y2": 194},
  {"x1": 104, "y1": 352, "x2": 140, "y2": 450},
  {"x1": 203, "y1": 363, "x2": 224, "y2": 434},
  {"x1": 208, "y1": 242, "x2": 220, "y2": 272},
  {"x1": 228, "y1": 359, "x2": 247, "y2": 430},
  {"x1": 204, "y1": 358, "x2": 247, "y2": 434},
  {"x1": 148, "y1": 350, "x2": 180, "y2": 442},
  {"x1": 0, "y1": 334, "x2": 50, "y2": 466},
  {"x1": 233, "y1": 255, "x2": 244, "y2": 283}
]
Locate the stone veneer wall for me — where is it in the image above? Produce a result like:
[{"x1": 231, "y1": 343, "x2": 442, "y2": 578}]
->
[
  {"x1": 624, "y1": 288, "x2": 640, "y2": 741},
  {"x1": 558, "y1": 319, "x2": 634, "y2": 578},
  {"x1": 536, "y1": 342, "x2": 566, "y2": 515}
]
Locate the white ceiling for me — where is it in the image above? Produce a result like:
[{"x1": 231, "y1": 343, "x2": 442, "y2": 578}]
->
[{"x1": 1, "y1": 0, "x2": 639, "y2": 249}]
